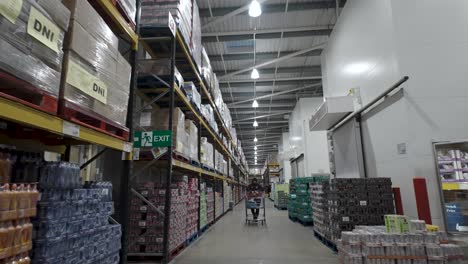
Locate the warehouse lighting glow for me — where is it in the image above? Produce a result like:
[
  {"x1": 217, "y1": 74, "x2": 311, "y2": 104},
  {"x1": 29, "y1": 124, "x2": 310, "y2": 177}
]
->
[
  {"x1": 248, "y1": 0, "x2": 262, "y2": 17},
  {"x1": 344, "y1": 62, "x2": 371, "y2": 75},
  {"x1": 252, "y1": 99, "x2": 259, "y2": 108},
  {"x1": 250, "y1": 68, "x2": 259, "y2": 79},
  {"x1": 253, "y1": 137, "x2": 258, "y2": 142},
  {"x1": 254, "y1": 146, "x2": 258, "y2": 150},
  {"x1": 254, "y1": 151, "x2": 257, "y2": 155},
  {"x1": 253, "y1": 120, "x2": 258, "y2": 127}
]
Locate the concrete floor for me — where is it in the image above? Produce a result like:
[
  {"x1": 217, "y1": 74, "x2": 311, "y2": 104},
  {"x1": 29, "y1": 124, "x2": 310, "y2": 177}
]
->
[{"x1": 172, "y1": 200, "x2": 338, "y2": 264}]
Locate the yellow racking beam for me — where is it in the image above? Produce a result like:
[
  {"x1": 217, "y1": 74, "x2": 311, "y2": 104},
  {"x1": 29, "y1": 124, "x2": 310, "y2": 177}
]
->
[
  {"x1": 0, "y1": 96, "x2": 131, "y2": 152},
  {"x1": 96, "y1": 0, "x2": 139, "y2": 50}
]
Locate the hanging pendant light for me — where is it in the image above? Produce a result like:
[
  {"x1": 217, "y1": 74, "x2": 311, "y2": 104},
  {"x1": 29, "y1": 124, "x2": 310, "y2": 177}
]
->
[
  {"x1": 249, "y1": 0, "x2": 262, "y2": 17},
  {"x1": 253, "y1": 137, "x2": 258, "y2": 142},
  {"x1": 253, "y1": 120, "x2": 258, "y2": 127},
  {"x1": 251, "y1": 68, "x2": 260, "y2": 79},
  {"x1": 252, "y1": 99, "x2": 259, "y2": 108},
  {"x1": 254, "y1": 151, "x2": 257, "y2": 155},
  {"x1": 254, "y1": 146, "x2": 258, "y2": 150}
]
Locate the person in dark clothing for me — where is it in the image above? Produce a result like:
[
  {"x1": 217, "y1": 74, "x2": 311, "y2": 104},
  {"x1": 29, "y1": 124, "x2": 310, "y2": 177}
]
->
[{"x1": 247, "y1": 178, "x2": 263, "y2": 220}]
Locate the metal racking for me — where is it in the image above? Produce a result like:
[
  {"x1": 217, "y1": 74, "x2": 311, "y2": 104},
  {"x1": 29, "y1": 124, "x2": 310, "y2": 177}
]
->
[{"x1": 0, "y1": 1, "x2": 248, "y2": 263}]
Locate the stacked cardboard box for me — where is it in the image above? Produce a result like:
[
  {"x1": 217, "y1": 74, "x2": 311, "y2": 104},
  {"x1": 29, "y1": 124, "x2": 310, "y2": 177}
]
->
[
  {"x1": 0, "y1": 0, "x2": 70, "y2": 113},
  {"x1": 62, "y1": 0, "x2": 131, "y2": 127},
  {"x1": 288, "y1": 177, "x2": 315, "y2": 224},
  {"x1": 186, "y1": 177, "x2": 199, "y2": 240},
  {"x1": 183, "y1": 82, "x2": 201, "y2": 111},
  {"x1": 274, "y1": 184, "x2": 289, "y2": 209},
  {"x1": 215, "y1": 192, "x2": 223, "y2": 219},
  {"x1": 338, "y1": 224, "x2": 461, "y2": 264},
  {"x1": 128, "y1": 178, "x2": 188, "y2": 254},
  {"x1": 311, "y1": 180, "x2": 330, "y2": 239},
  {"x1": 328, "y1": 178, "x2": 395, "y2": 242},
  {"x1": 201, "y1": 137, "x2": 214, "y2": 168},
  {"x1": 140, "y1": 0, "x2": 192, "y2": 47},
  {"x1": 138, "y1": 60, "x2": 184, "y2": 89},
  {"x1": 224, "y1": 182, "x2": 231, "y2": 213},
  {"x1": 199, "y1": 190, "x2": 207, "y2": 229},
  {"x1": 185, "y1": 120, "x2": 198, "y2": 161},
  {"x1": 206, "y1": 187, "x2": 214, "y2": 223}
]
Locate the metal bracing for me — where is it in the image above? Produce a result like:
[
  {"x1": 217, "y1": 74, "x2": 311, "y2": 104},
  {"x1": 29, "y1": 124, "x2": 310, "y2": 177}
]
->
[
  {"x1": 209, "y1": 50, "x2": 322, "y2": 62},
  {"x1": 233, "y1": 111, "x2": 292, "y2": 123},
  {"x1": 220, "y1": 43, "x2": 327, "y2": 79},
  {"x1": 200, "y1": 1, "x2": 345, "y2": 17},
  {"x1": 202, "y1": 26, "x2": 332, "y2": 42},
  {"x1": 219, "y1": 76, "x2": 322, "y2": 84},
  {"x1": 215, "y1": 66, "x2": 321, "y2": 76},
  {"x1": 228, "y1": 83, "x2": 321, "y2": 106},
  {"x1": 228, "y1": 103, "x2": 295, "y2": 109}
]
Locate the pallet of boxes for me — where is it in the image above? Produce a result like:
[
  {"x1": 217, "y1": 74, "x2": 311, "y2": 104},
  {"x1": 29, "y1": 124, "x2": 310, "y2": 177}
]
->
[
  {"x1": 288, "y1": 177, "x2": 314, "y2": 225},
  {"x1": 274, "y1": 184, "x2": 289, "y2": 210},
  {"x1": 338, "y1": 216, "x2": 463, "y2": 264}
]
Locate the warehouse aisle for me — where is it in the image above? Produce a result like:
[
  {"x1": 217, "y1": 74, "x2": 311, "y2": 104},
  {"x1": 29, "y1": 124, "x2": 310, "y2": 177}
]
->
[{"x1": 172, "y1": 200, "x2": 338, "y2": 264}]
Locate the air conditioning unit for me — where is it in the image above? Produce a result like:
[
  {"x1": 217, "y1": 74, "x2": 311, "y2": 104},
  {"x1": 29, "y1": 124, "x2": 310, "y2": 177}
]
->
[{"x1": 309, "y1": 96, "x2": 354, "y2": 131}]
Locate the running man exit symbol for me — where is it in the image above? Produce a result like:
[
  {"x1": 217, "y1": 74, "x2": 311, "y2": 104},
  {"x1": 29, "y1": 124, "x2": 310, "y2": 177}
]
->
[
  {"x1": 142, "y1": 132, "x2": 153, "y2": 147},
  {"x1": 134, "y1": 130, "x2": 172, "y2": 148}
]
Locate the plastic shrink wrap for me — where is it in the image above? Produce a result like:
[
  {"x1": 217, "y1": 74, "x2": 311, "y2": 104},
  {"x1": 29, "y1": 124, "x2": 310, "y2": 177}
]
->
[
  {"x1": 62, "y1": 0, "x2": 131, "y2": 127},
  {"x1": 185, "y1": 120, "x2": 198, "y2": 161},
  {"x1": 201, "y1": 137, "x2": 214, "y2": 168},
  {"x1": 0, "y1": 0, "x2": 70, "y2": 109},
  {"x1": 183, "y1": 82, "x2": 201, "y2": 110}
]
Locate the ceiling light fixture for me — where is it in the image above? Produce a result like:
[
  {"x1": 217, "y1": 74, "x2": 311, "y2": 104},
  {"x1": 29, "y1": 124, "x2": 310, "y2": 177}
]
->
[
  {"x1": 252, "y1": 99, "x2": 259, "y2": 108},
  {"x1": 254, "y1": 137, "x2": 258, "y2": 142},
  {"x1": 254, "y1": 151, "x2": 257, "y2": 155},
  {"x1": 254, "y1": 146, "x2": 258, "y2": 150},
  {"x1": 253, "y1": 120, "x2": 258, "y2": 127},
  {"x1": 250, "y1": 68, "x2": 259, "y2": 79},
  {"x1": 248, "y1": 0, "x2": 262, "y2": 17}
]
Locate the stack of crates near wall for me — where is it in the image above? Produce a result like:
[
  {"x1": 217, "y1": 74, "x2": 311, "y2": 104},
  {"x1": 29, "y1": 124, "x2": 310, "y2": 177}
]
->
[
  {"x1": 328, "y1": 178, "x2": 395, "y2": 242},
  {"x1": 338, "y1": 222, "x2": 462, "y2": 264},
  {"x1": 199, "y1": 183, "x2": 208, "y2": 229},
  {"x1": 139, "y1": 107, "x2": 187, "y2": 155},
  {"x1": 224, "y1": 182, "x2": 230, "y2": 212},
  {"x1": 288, "y1": 177, "x2": 314, "y2": 224},
  {"x1": 310, "y1": 178, "x2": 330, "y2": 240},
  {"x1": 33, "y1": 163, "x2": 121, "y2": 263},
  {"x1": 128, "y1": 176, "x2": 188, "y2": 254},
  {"x1": 274, "y1": 184, "x2": 289, "y2": 209},
  {"x1": 215, "y1": 191, "x2": 223, "y2": 219},
  {"x1": 62, "y1": 0, "x2": 131, "y2": 129},
  {"x1": 140, "y1": 0, "x2": 192, "y2": 47},
  {"x1": 186, "y1": 177, "x2": 199, "y2": 240},
  {"x1": 185, "y1": 120, "x2": 198, "y2": 163},
  {"x1": 0, "y1": 0, "x2": 70, "y2": 114},
  {"x1": 206, "y1": 187, "x2": 214, "y2": 223}
]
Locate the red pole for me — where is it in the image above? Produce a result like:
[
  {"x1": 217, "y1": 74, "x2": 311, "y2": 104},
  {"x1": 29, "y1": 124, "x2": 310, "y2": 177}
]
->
[
  {"x1": 392, "y1": 187, "x2": 404, "y2": 215},
  {"x1": 413, "y1": 178, "x2": 432, "y2": 224}
]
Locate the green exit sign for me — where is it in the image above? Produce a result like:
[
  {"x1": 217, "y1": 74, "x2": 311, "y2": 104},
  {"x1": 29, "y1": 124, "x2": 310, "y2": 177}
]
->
[{"x1": 134, "y1": 130, "x2": 172, "y2": 147}]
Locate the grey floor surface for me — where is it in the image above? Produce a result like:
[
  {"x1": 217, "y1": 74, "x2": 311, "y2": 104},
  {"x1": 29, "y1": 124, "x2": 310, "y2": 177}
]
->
[{"x1": 172, "y1": 200, "x2": 339, "y2": 264}]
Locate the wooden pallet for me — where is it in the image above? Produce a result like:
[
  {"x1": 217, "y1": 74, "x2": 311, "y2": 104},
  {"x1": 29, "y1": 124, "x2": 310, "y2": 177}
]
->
[
  {"x1": 0, "y1": 70, "x2": 58, "y2": 114},
  {"x1": 289, "y1": 215, "x2": 314, "y2": 226},
  {"x1": 59, "y1": 100, "x2": 129, "y2": 141},
  {"x1": 185, "y1": 233, "x2": 199, "y2": 246},
  {"x1": 314, "y1": 231, "x2": 338, "y2": 253}
]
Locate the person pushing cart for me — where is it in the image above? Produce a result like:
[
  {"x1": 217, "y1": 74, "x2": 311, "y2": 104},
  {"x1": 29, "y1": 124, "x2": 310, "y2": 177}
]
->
[{"x1": 245, "y1": 178, "x2": 266, "y2": 225}]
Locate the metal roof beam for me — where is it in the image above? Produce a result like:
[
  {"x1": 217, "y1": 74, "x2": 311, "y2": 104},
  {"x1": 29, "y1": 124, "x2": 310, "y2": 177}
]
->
[
  {"x1": 203, "y1": 26, "x2": 332, "y2": 42},
  {"x1": 220, "y1": 42, "x2": 326, "y2": 79},
  {"x1": 228, "y1": 83, "x2": 321, "y2": 106},
  {"x1": 219, "y1": 76, "x2": 322, "y2": 84},
  {"x1": 228, "y1": 103, "x2": 295, "y2": 109},
  {"x1": 236, "y1": 120, "x2": 289, "y2": 125},
  {"x1": 202, "y1": 0, "x2": 268, "y2": 30},
  {"x1": 209, "y1": 50, "x2": 322, "y2": 62},
  {"x1": 233, "y1": 111, "x2": 292, "y2": 123},
  {"x1": 200, "y1": 1, "x2": 344, "y2": 17},
  {"x1": 215, "y1": 66, "x2": 321, "y2": 76}
]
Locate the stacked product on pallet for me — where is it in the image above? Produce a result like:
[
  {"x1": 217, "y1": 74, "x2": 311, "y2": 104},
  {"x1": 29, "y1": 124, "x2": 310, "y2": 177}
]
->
[
  {"x1": 190, "y1": 0, "x2": 202, "y2": 71},
  {"x1": 0, "y1": 0, "x2": 70, "y2": 114},
  {"x1": 183, "y1": 82, "x2": 201, "y2": 112},
  {"x1": 186, "y1": 177, "x2": 199, "y2": 241},
  {"x1": 199, "y1": 183, "x2": 207, "y2": 229},
  {"x1": 128, "y1": 177, "x2": 188, "y2": 254},
  {"x1": 138, "y1": 107, "x2": 187, "y2": 156},
  {"x1": 201, "y1": 104, "x2": 218, "y2": 134},
  {"x1": 201, "y1": 138, "x2": 214, "y2": 169},
  {"x1": 328, "y1": 178, "x2": 395, "y2": 242},
  {"x1": 185, "y1": 120, "x2": 198, "y2": 163},
  {"x1": 288, "y1": 177, "x2": 315, "y2": 224},
  {"x1": 200, "y1": 48, "x2": 214, "y2": 90},
  {"x1": 338, "y1": 217, "x2": 463, "y2": 264},
  {"x1": 33, "y1": 162, "x2": 121, "y2": 264},
  {"x1": 206, "y1": 187, "x2": 214, "y2": 223},
  {"x1": 223, "y1": 182, "x2": 230, "y2": 213},
  {"x1": 62, "y1": 0, "x2": 132, "y2": 134},
  {"x1": 274, "y1": 184, "x2": 289, "y2": 209},
  {"x1": 140, "y1": 0, "x2": 192, "y2": 47},
  {"x1": 215, "y1": 191, "x2": 223, "y2": 219},
  {"x1": 310, "y1": 180, "x2": 330, "y2": 240},
  {"x1": 138, "y1": 60, "x2": 184, "y2": 90}
]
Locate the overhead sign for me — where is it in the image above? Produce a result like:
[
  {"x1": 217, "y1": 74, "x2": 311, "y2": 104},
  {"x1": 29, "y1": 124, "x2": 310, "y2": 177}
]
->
[{"x1": 134, "y1": 130, "x2": 172, "y2": 148}]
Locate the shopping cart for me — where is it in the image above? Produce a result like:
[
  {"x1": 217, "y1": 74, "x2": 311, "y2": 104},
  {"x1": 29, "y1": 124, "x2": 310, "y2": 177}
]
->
[{"x1": 245, "y1": 191, "x2": 266, "y2": 225}]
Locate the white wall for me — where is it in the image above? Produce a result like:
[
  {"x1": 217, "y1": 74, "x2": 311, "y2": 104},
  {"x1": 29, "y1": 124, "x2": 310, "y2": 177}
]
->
[
  {"x1": 289, "y1": 98, "x2": 331, "y2": 176},
  {"x1": 322, "y1": 0, "x2": 468, "y2": 227}
]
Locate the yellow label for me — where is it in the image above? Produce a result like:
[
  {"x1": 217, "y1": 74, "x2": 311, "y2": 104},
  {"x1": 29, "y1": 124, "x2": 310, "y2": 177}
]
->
[
  {"x1": 0, "y1": 0, "x2": 23, "y2": 24},
  {"x1": 66, "y1": 59, "x2": 108, "y2": 104},
  {"x1": 27, "y1": 6, "x2": 60, "y2": 52}
]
